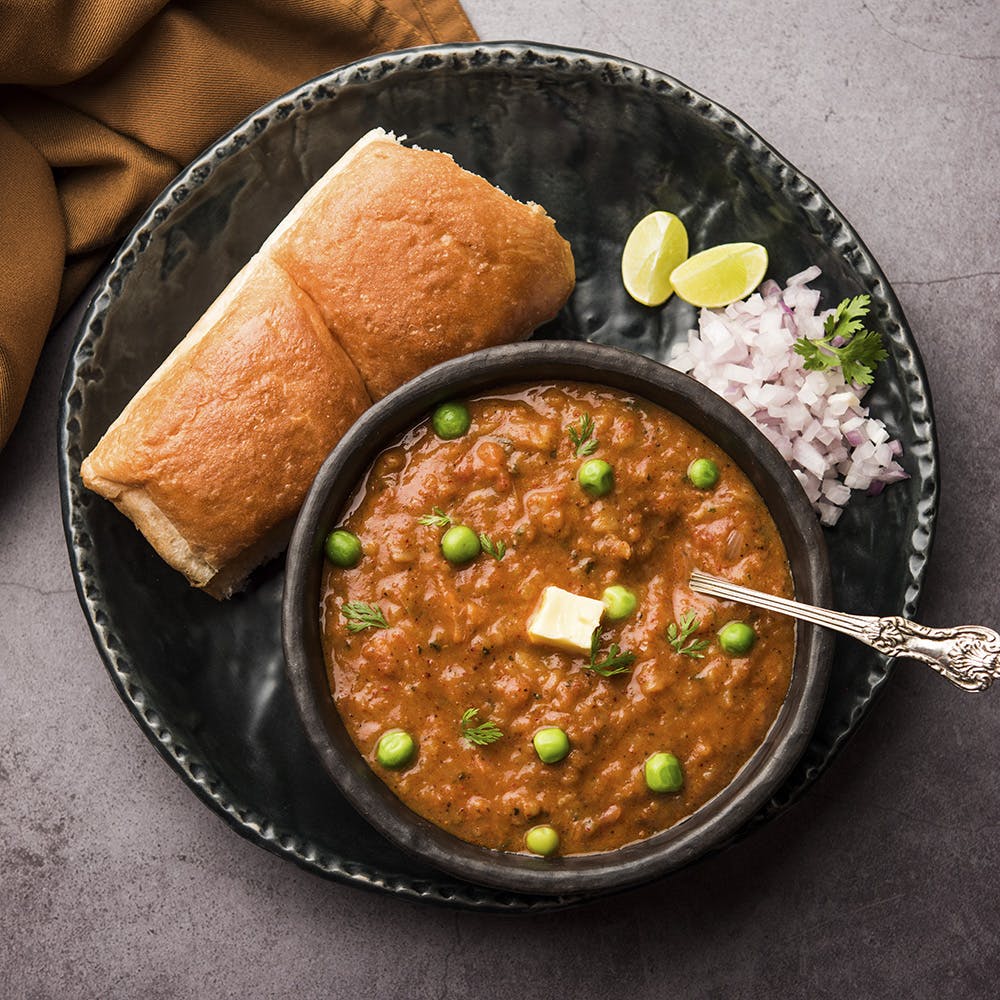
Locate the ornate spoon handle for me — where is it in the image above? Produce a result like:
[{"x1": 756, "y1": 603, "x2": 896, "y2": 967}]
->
[{"x1": 689, "y1": 570, "x2": 1000, "y2": 692}]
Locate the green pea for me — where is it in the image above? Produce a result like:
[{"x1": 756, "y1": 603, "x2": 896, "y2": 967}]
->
[
  {"x1": 687, "y1": 457, "x2": 720, "y2": 489},
  {"x1": 602, "y1": 585, "x2": 637, "y2": 621},
  {"x1": 432, "y1": 401, "x2": 471, "y2": 439},
  {"x1": 718, "y1": 621, "x2": 756, "y2": 655},
  {"x1": 375, "y1": 729, "x2": 415, "y2": 769},
  {"x1": 532, "y1": 727, "x2": 570, "y2": 764},
  {"x1": 324, "y1": 529, "x2": 363, "y2": 568},
  {"x1": 525, "y1": 824, "x2": 560, "y2": 856},
  {"x1": 578, "y1": 458, "x2": 614, "y2": 498},
  {"x1": 440, "y1": 524, "x2": 481, "y2": 564},
  {"x1": 644, "y1": 752, "x2": 684, "y2": 793}
]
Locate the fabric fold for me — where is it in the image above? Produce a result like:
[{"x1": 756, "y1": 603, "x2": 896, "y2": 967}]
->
[{"x1": 0, "y1": 0, "x2": 477, "y2": 450}]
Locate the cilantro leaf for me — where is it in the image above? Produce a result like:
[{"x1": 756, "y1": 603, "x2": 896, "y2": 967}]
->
[
  {"x1": 793, "y1": 294, "x2": 888, "y2": 386},
  {"x1": 667, "y1": 610, "x2": 709, "y2": 659},
  {"x1": 836, "y1": 330, "x2": 890, "y2": 387},
  {"x1": 418, "y1": 507, "x2": 452, "y2": 528},
  {"x1": 568, "y1": 412, "x2": 599, "y2": 457},
  {"x1": 587, "y1": 629, "x2": 636, "y2": 676},
  {"x1": 478, "y1": 533, "x2": 507, "y2": 561},
  {"x1": 460, "y1": 708, "x2": 504, "y2": 745},
  {"x1": 342, "y1": 601, "x2": 389, "y2": 633},
  {"x1": 824, "y1": 294, "x2": 870, "y2": 338}
]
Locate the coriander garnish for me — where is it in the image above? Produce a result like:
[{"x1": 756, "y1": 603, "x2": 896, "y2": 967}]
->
[
  {"x1": 460, "y1": 708, "x2": 504, "y2": 746},
  {"x1": 586, "y1": 629, "x2": 636, "y2": 677},
  {"x1": 793, "y1": 294, "x2": 888, "y2": 386},
  {"x1": 418, "y1": 506, "x2": 453, "y2": 528},
  {"x1": 568, "y1": 411, "x2": 599, "y2": 457},
  {"x1": 667, "y1": 611, "x2": 710, "y2": 659},
  {"x1": 341, "y1": 601, "x2": 389, "y2": 633},
  {"x1": 478, "y1": 532, "x2": 507, "y2": 561}
]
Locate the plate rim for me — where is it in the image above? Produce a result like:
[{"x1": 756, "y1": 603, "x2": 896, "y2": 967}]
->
[{"x1": 57, "y1": 39, "x2": 939, "y2": 911}]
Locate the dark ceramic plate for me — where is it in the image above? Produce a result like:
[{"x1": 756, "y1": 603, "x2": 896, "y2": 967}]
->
[{"x1": 59, "y1": 42, "x2": 937, "y2": 912}]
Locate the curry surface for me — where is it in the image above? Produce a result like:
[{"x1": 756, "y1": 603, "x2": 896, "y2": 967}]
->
[{"x1": 321, "y1": 384, "x2": 794, "y2": 855}]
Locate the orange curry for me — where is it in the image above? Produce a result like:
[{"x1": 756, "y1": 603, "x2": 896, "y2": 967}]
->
[{"x1": 320, "y1": 383, "x2": 794, "y2": 855}]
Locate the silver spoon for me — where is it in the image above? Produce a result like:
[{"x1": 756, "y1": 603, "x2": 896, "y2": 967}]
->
[{"x1": 689, "y1": 570, "x2": 1000, "y2": 692}]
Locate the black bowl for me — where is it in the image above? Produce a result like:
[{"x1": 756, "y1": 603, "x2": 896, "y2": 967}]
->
[{"x1": 282, "y1": 340, "x2": 834, "y2": 895}]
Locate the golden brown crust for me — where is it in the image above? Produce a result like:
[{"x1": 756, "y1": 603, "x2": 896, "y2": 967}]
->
[
  {"x1": 81, "y1": 255, "x2": 371, "y2": 592},
  {"x1": 81, "y1": 129, "x2": 577, "y2": 597},
  {"x1": 265, "y1": 137, "x2": 576, "y2": 400}
]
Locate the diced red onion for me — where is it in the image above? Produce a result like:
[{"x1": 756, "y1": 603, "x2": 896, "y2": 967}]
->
[
  {"x1": 668, "y1": 268, "x2": 907, "y2": 524},
  {"x1": 786, "y1": 265, "x2": 822, "y2": 286}
]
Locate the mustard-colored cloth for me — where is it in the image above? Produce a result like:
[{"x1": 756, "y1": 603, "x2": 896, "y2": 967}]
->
[{"x1": 0, "y1": 0, "x2": 477, "y2": 450}]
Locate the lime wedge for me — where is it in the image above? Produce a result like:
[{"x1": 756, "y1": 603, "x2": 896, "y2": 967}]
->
[
  {"x1": 670, "y1": 243, "x2": 769, "y2": 308},
  {"x1": 621, "y1": 211, "x2": 689, "y2": 307}
]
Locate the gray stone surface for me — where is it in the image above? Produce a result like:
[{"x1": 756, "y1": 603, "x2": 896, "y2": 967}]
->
[{"x1": 2, "y1": 1, "x2": 998, "y2": 997}]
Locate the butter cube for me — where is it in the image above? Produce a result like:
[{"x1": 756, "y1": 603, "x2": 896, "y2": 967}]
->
[{"x1": 527, "y1": 586, "x2": 605, "y2": 655}]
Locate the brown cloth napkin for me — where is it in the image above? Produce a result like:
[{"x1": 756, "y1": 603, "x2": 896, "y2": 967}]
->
[{"x1": 0, "y1": 0, "x2": 477, "y2": 451}]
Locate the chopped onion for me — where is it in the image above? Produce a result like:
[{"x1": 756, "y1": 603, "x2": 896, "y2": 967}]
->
[{"x1": 669, "y1": 270, "x2": 908, "y2": 526}]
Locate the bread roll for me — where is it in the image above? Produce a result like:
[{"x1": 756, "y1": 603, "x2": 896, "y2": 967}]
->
[
  {"x1": 81, "y1": 255, "x2": 371, "y2": 598},
  {"x1": 264, "y1": 130, "x2": 576, "y2": 399},
  {"x1": 82, "y1": 128, "x2": 576, "y2": 597}
]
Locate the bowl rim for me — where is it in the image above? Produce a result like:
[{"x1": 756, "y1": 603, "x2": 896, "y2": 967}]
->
[{"x1": 282, "y1": 340, "x2": 834, "y2": 895}]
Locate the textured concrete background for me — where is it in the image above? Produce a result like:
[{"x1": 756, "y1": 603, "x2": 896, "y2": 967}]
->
[{"x1": 2, "y1": 1, "x2": 998, "y2": 997}]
